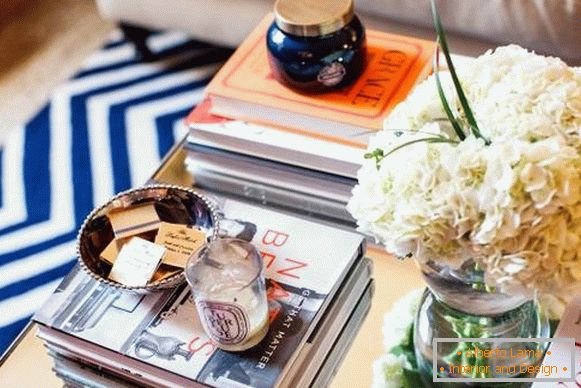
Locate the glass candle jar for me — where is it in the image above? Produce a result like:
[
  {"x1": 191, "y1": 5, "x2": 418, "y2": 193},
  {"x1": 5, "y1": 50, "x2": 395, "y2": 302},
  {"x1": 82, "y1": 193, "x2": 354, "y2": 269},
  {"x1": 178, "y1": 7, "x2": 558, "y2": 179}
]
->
[
  {"x1": 266, "y1": 0, "x2": 366, "y2": 92},
  {"x1": 185, "y1": 238, "x2": 269, "y2": 352}
]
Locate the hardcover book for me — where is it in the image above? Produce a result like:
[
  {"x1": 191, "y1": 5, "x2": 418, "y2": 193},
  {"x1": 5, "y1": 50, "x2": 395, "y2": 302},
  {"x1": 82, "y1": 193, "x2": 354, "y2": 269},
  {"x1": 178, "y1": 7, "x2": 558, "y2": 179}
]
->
[
  {"x1": 44, "y1": 268, "x2": 374, "y2": 388},
  {"x1": 187, "y1": 99, "x2": 364, "y2": 179},
  {"x1": 203, "y1": 14, "x2": 436, "y2": 147},
  {"x1": 33, "y1": 198, "x2": 366, "y2": 388}
]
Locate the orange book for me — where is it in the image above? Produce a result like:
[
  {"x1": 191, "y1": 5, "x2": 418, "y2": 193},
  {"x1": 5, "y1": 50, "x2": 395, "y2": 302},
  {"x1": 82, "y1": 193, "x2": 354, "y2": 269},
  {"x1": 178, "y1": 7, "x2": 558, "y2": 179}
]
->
[{"x1": 203, "y1": 14, "x2": 436, "y2": 147}]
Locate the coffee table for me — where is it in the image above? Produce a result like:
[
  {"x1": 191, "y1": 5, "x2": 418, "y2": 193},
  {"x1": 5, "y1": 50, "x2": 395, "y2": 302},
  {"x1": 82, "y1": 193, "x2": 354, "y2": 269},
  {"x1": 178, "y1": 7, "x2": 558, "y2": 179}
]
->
[{"x1": 0, "y1": 140, "x2": 425, "y2": 387}]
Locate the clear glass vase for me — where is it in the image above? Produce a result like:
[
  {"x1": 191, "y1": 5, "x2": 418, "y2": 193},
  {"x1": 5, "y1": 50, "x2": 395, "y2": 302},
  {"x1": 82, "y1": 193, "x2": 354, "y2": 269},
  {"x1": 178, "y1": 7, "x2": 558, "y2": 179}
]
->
[{"x1": 414, "y1": 259, "x2": 550, "y2": 386}]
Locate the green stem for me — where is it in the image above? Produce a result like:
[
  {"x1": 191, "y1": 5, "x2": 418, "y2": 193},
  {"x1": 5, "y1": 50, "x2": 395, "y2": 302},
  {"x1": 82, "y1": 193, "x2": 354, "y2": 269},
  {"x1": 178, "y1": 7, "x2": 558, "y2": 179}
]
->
[
  {"x1": 431, "y1": 0, "x2": 491, "y2": 145},
  {"x1": 365, "y1": 136, "x2": 458, "y2": 170},
  {"x1": 434, "y1": 47, "x2": 466, "y2": 141}
]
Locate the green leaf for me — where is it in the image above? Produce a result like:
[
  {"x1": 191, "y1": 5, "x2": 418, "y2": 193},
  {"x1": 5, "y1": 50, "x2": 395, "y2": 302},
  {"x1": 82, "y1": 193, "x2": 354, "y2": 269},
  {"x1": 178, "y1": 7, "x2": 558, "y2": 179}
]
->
[
  {"x1": 402, "y1": 368, "x2": 427, "y2": 388},
  {"x1": 549, "y1": 320, "x2": 559, "y2": 337},
  {"x1": 390, "y1": 344, "x2": 415, "y2": 360},
  {"x1": 434, "y1": 47, "x2": 466, "y2": 141},
  {"x1": 387, "y1": 323, "x2": 427, "y2": 387},
  {"x1": 431, "y1": 0, "x2": 490, "y2": 145},
  {"x1": 364, "y1": 148, "x2": 387, "y2": 169}
]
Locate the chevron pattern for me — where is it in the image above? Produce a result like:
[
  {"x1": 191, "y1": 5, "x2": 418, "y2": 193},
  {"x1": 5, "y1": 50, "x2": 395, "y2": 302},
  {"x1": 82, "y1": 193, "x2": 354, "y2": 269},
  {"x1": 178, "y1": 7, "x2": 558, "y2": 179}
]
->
[{"x1": 0, "y1": 30, "x2": 231, "y2": 354}]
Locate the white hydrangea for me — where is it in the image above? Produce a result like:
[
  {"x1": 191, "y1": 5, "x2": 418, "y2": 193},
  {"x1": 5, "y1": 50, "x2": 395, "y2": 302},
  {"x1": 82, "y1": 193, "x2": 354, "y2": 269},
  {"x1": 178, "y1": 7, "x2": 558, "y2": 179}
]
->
[
  {"x1": 382, "y1": 289, "x2": 422, "y2": 351},
  {"x1": 348, "y1": 46, "x2": 581, "y2": 306},
  {"x1": 371, "y1": 354, "x2": 412, "y2": 388}
]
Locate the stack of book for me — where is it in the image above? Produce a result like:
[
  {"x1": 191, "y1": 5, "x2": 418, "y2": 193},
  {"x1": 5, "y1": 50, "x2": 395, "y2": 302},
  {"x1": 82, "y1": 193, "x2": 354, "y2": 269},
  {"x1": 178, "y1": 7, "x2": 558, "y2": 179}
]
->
[
  {"x1": 34, "y1": 15, "x2": 436, "y2": 387},
  {"x1": 34, "y1": 197, "x2": 373, "y2": 388},
  {"x1": 185, "y1": 14, "x2": 435, "y2": 227}
]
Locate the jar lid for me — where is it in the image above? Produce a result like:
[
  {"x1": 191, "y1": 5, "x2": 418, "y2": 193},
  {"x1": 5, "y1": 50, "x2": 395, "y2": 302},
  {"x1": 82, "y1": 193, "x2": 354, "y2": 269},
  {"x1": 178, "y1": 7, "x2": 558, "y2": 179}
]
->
[{"x1": 274, "y1": 0, "x2": 354, "y2": 37}]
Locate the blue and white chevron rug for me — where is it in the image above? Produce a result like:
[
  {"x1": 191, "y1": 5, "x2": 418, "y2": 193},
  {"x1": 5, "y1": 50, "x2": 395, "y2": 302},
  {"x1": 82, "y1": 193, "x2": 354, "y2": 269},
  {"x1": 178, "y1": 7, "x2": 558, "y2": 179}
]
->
[{"x1": 0, "y1": 29, "x2": 232, "y2": 354}]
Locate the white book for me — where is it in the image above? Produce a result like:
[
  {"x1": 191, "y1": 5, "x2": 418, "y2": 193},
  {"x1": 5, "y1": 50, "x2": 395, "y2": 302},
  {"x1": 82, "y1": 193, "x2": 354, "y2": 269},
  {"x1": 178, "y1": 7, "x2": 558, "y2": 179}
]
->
[{"x1": 187, "y1": 101, "x2": 365, "y2": 179}]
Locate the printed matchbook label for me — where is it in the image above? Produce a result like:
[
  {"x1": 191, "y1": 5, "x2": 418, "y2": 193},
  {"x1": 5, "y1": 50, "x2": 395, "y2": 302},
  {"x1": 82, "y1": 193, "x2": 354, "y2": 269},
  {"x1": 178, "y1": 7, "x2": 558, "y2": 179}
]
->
[
  {"x1": 154, "y1": 222, "x2": 206, "y2": 268},
  {"x1": 108, "y1": 237, "x2": 165, "y2": 286},
  {"x1": 108, "y1": 203, "x2": 160, "y2": 239}
]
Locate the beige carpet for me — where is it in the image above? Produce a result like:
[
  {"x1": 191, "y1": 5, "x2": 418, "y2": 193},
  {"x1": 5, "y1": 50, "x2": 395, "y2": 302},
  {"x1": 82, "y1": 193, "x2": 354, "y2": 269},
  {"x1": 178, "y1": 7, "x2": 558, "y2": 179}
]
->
[{"x1": 0, "y1": 0, "x2": 113, "y2": 144}]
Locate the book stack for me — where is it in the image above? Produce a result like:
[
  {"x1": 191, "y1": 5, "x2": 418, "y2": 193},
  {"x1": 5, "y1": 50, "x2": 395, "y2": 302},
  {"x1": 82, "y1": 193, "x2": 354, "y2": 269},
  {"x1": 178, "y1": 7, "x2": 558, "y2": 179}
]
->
[
  {"x1": 185, "y1": 14, "x2": 435, "y2": 227},
  {"x1": 33, "y1": 15, "x2": 436, "y2": 387},
  {"x1": 34, "y1": 197, "x2": 374, "y2": 388}
]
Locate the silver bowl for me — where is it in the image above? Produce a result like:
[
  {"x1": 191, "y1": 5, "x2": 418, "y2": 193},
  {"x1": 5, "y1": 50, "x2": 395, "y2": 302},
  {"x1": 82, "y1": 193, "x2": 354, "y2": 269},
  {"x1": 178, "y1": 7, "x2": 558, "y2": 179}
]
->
[{"x1": 76, "y1": 184, "x2": 219, "y2": 293}]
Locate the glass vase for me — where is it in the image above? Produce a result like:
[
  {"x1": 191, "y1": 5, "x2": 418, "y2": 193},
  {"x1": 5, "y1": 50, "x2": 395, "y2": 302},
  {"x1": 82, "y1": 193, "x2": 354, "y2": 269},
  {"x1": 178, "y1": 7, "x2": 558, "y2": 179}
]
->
[{"x1": 414, "y1": 259, "x2": 550, "y2": 386}]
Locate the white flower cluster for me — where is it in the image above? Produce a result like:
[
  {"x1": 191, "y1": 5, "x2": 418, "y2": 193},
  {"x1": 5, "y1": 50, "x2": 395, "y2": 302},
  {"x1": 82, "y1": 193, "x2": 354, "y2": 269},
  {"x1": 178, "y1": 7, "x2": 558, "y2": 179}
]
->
[
  {"x1": 372, "y1": 354, "x2": 411, "y2": 388},
  {"x1": 348, "y1": 46, "x2": 581, "y2": 303},
  {"x1": 382, "y1": 289, "x2": 422, "y2": 351},
  {"x1": 372, "y1": 290, "x2": 421, "y2": 388}
]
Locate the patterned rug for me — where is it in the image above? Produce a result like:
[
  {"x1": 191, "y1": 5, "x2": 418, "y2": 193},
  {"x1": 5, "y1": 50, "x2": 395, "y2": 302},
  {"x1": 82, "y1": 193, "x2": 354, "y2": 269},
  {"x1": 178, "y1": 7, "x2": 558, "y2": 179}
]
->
[{"x1": 0, "y1": 29, "x2": 232, "y2": 354}]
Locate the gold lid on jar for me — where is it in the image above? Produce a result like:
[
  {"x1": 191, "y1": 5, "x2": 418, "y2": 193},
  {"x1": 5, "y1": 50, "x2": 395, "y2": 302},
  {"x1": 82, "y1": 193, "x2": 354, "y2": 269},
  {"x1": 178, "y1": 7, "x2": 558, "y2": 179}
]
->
[{"x1": 274, "y1": 0, "x2": 354, "y2": 37}]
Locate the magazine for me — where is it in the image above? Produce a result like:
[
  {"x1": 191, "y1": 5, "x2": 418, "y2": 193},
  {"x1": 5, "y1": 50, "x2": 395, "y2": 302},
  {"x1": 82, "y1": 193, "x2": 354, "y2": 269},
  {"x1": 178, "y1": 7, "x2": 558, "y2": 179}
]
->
[{"x1": 34, "y1": 199, "x2": 365, "y2": 388}]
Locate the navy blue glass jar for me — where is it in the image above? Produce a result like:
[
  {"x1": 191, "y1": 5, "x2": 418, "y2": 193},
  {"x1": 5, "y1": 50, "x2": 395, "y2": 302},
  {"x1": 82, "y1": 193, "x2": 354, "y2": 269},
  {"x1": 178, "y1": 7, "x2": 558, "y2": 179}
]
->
[{"x1": 267, "y1": 0, "x2": 366, "y2": 92}]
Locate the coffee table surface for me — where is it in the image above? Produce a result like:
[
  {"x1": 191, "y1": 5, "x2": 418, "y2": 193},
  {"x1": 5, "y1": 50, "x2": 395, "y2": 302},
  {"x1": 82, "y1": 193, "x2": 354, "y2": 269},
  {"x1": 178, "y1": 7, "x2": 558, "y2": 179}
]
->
[{"x1": 0, "y1": 143, "x2": 424, "y2": 387}]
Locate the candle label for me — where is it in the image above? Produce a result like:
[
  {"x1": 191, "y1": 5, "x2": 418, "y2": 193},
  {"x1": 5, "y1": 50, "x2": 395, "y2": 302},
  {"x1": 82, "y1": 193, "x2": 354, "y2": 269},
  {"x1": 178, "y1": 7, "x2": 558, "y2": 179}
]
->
[
  {"x1": 317, "y1": 62, "x2": 346, "y2": 87},
  {"x1": 198, "y1": 300, "x2": 249, "y2": 345}
]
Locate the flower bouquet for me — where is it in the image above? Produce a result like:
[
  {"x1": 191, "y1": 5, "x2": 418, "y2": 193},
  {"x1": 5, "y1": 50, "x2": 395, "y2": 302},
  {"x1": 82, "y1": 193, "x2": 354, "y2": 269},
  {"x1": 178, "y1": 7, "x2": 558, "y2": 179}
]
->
[{"x1": 348, "y1": 0, "x2": 581, "y2": 384}]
